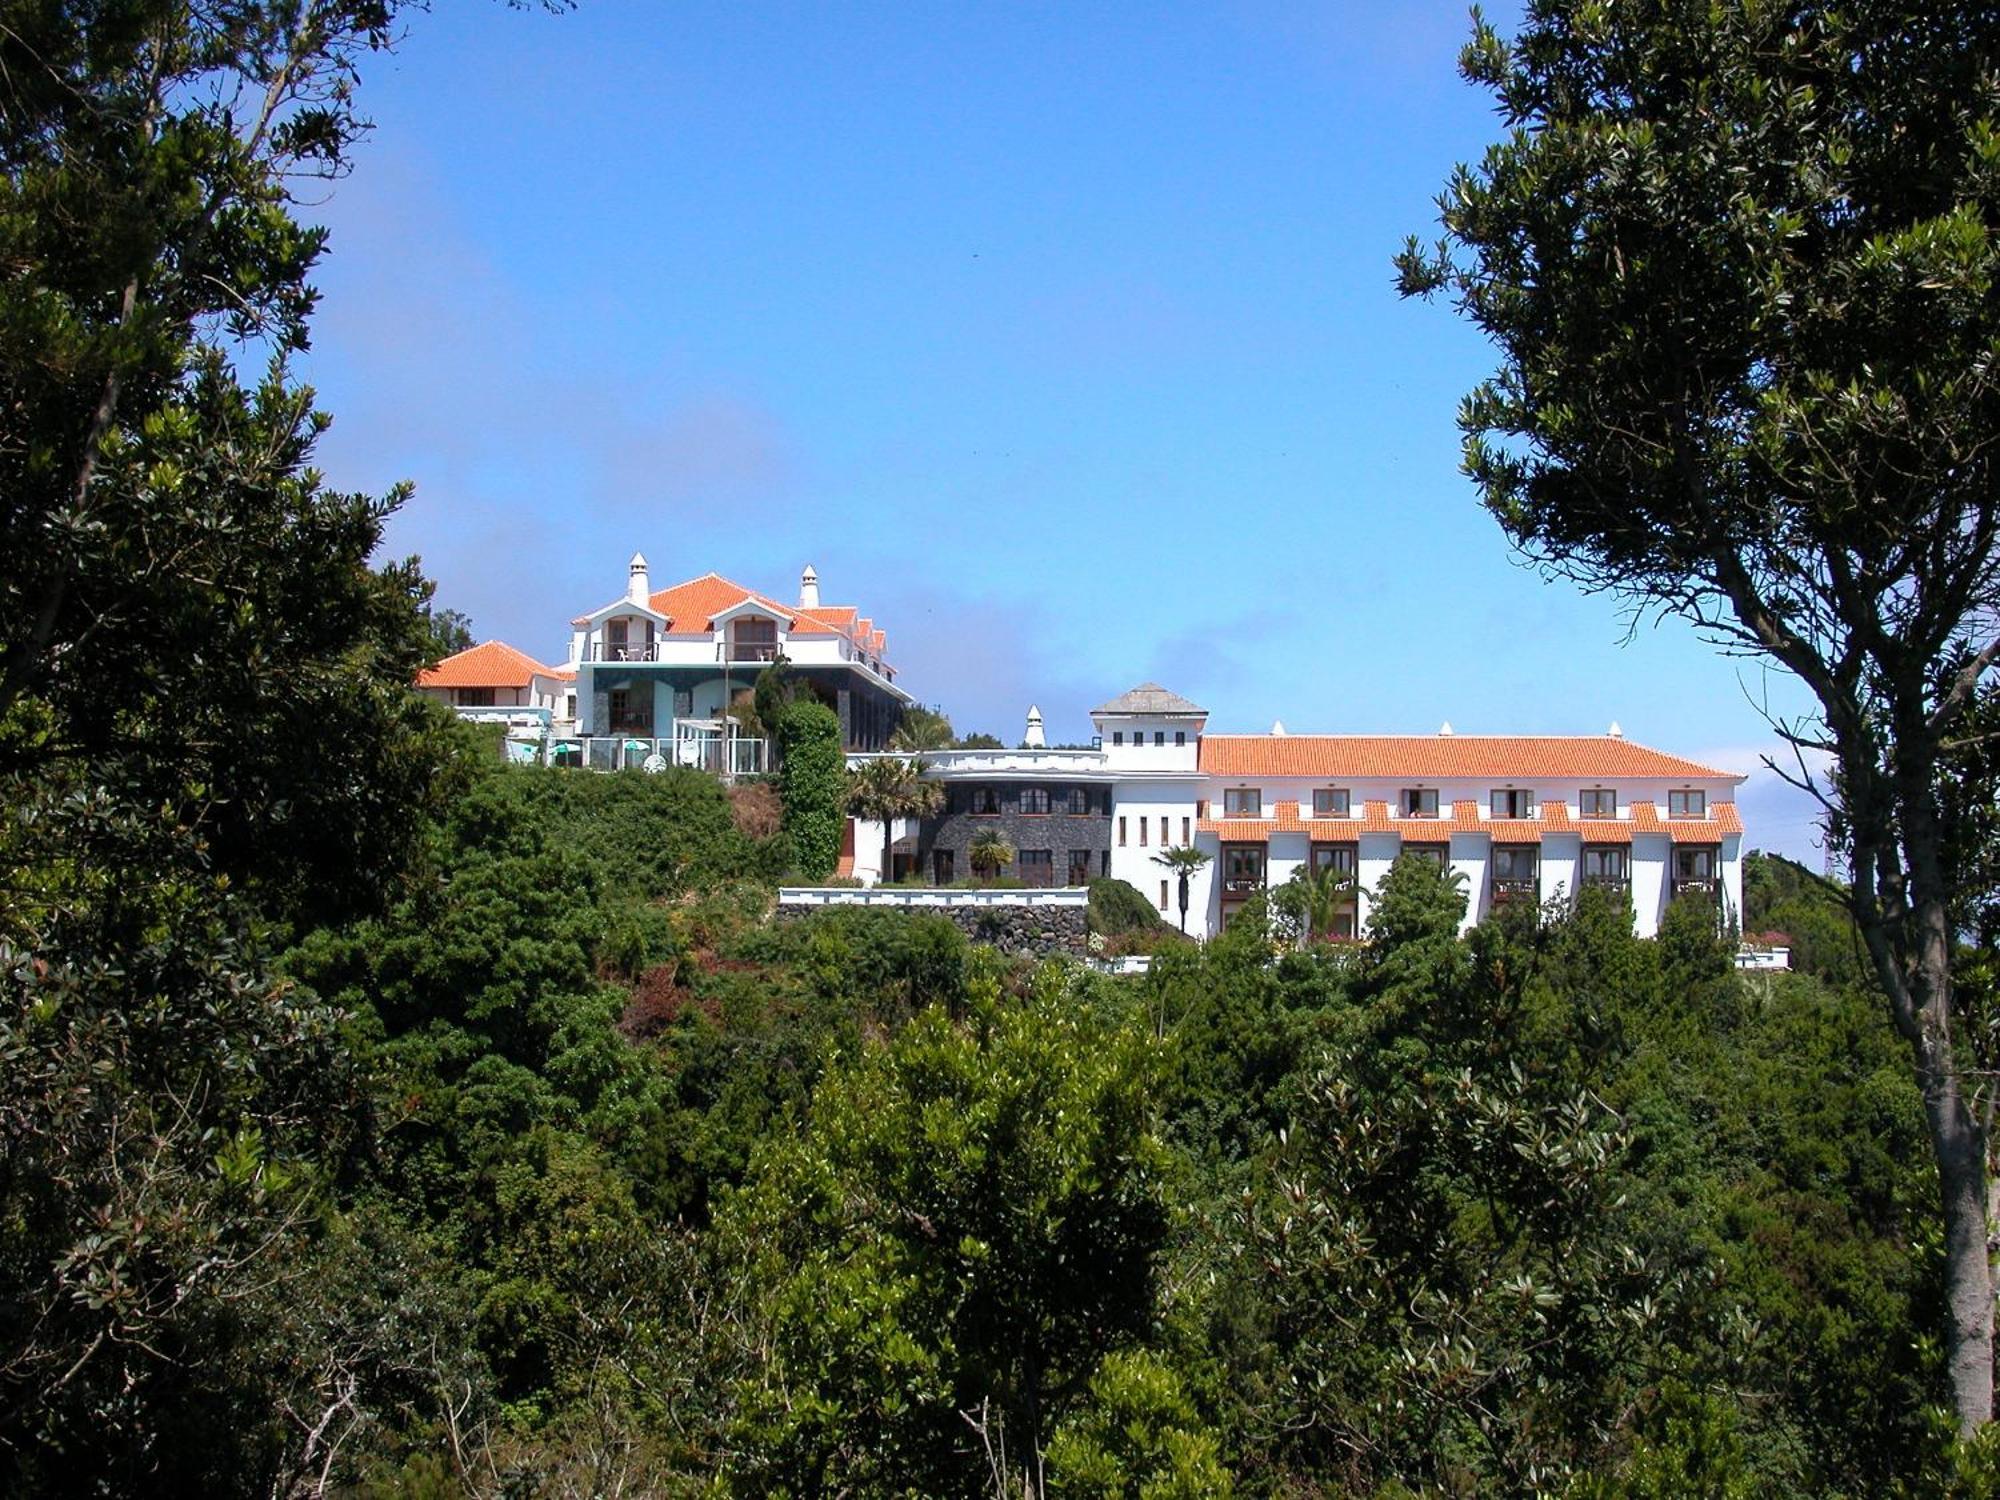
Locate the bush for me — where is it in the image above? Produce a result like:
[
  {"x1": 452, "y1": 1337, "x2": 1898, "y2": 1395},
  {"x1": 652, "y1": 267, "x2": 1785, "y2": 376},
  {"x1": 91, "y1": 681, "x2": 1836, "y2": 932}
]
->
[
  {"x1": 776, "y1": 702, "x2": 844, "y2": 881},
  {"x1": 1088, "y1": 878, "x2": 1169, "y2": 938}
]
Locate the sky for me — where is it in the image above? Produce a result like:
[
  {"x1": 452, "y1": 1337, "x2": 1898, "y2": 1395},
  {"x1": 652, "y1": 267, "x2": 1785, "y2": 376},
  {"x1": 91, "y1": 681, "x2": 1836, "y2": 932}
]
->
[{"x1": 298, "y1": 0, "x2": 1832, "y2": 864}]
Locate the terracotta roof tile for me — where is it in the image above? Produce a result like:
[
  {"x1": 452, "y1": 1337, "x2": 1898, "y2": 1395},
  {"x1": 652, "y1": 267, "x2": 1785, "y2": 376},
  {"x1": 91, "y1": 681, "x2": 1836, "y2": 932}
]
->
[
  {"x1": 1198, "y1": 734, "x2": 1742, "y2": 781},
  {"x1": 416, "y1": 640, "x2": 560, "y2": 690},
  {"x1": 1196, "y1": 796, "x2": 1742, "y2": 848},
  {"x1": 646, "y1": 573, "x2": 796, "y2": 632}
]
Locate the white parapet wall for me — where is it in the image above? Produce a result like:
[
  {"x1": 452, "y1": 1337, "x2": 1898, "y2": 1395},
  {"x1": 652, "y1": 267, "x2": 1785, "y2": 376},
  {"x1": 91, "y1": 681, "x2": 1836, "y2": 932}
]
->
[{"x1": 778, "y1": 886, "x2": 1089, "y2": 909}]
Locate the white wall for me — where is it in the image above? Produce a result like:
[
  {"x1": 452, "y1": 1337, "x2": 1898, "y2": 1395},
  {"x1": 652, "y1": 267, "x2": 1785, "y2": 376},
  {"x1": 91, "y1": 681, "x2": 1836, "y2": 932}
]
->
[{"x1": 1631, "y1": 834, "x2": 1671, "y2": 936}]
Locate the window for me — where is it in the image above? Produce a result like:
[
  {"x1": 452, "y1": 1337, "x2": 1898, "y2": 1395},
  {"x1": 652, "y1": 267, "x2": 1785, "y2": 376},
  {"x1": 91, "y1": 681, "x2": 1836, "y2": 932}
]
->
[
  {"x1": 1139, "y1": 817, "x2": 1148, "y2": 847},
  {"x1": 1310, "y1": 843, "x2": 1358, "y2": 878},
  {"x1": 1675, "y1": 846, "x2": 1717, "y2": 883},
  {"x1": 1223, "y1": 788, "x2": 1262, "y2": 817},
  {"x1": 674, "y1": 687, "x2": 694, "y2": 718},
  {"x1": 1579, "y1": 788, "x2": 1617, "y2": 818},
  {"x1": 1312, "y1": 787, "x2": 1351, "y2": 817},
  {"x1": 1182, "y1": 816, "x2": 1191, "y2": 842},
  {"x1": 933, "y1": 849, "x2": 955, "y2": 884},
  {"x1": 564, "y1": 693, "x2": 577, "y2": 721},
  {"x1": 605, "y1": 618, "x2": 629, "y2": 659},
  {"x1": 1403, "y1": 842, "x2": 1448, "y2": 868},
  {"x1": 608, "y1": 688, "x2": 648, "y2": 732},
  {"x1": 1175, "y1": 731, "x2": 1186, "y2": 746},
  {"x1": 1113, "y1": 732, "x2": 1124, "y2": 746},
  {"x1": 1065, "y1": 787, "x2": 1091, "y2": 815},
  {"x1": 1492, "y1": 847, "x2": 1539, "y2": 896},
  {"x1": 1581, "y1": 846, "x2": 1629, "y2": 884},
  {"x1": 1160, "y1": 880, "x2": 1170, "y2": 909},
  {"x1": 1068, "y1": 849, "x2": 1094, "y2": 885},
  {"x1": 1490, "y1": 788, "x2": 1536, "y2": 819},
  {"x1": 1402, "y1": 788, "x2": 1439, "y2": 817},
  {"x1": 1118, "y1": 817, "x2": 1127, "y2": 846},
  {"x1": 1101, "y1": 850, "x2": 1110, "y2": 876},
  {"x1": 1154, "y1": 730, "x2": 1165, "y2": 746},
  {"x1": 1668, "y1": 789, "x2": 1707, "y2": 817},
  {"x1": 1020, "y1": 787, "x2": 1050, "y2": 814},
  {"x1": 1019, "y1": 849, "x2": 1055, "y2": 886},
  {"x1": 971, "y1": 787, "x2": 1000, "y2": 815},
  {"x1": 1221, "y1": 844, "x2": 1266, "y2": 894},
  {"x1": 458, "y1": 687, "x2": 495, "y2": 707},
  {"x1": 730, "y1": 615, "x2": 778, "y2": 662},
  {"x1": 1159, "y1": 816, "x2": 1169, "y2": 845}
]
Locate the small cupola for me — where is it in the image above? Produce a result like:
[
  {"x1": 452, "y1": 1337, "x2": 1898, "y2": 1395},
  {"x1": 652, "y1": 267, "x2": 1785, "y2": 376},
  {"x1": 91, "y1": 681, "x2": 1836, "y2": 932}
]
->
[{"x1": 1024, "y1": 704, "x2": 1046, "y2": 749}]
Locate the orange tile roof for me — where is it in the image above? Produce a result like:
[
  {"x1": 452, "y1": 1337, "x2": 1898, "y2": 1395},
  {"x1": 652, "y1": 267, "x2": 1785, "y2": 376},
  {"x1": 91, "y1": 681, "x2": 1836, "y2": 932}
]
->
[
  {"x1": 416, "y1": 640, "x2": 561, "y2": 690},
  {"x1": 1195, "y1": 796, "x2": 1741, "y2": 847},
  {"x1": 1199, "y1": 734, "x2": 1742, "y2": 782},
  {"x1": 647, "y1": 573, "x2": 797, "y2": 632},
  {"x1": 581, "y1": 577, "x2": 893, "y2": 662}
]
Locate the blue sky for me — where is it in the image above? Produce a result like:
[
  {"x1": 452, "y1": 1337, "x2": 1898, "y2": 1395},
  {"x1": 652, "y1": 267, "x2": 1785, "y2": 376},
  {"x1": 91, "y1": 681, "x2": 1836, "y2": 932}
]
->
[{"x1": 299, "y1": 0, "x2": 1830, "y2": 862}]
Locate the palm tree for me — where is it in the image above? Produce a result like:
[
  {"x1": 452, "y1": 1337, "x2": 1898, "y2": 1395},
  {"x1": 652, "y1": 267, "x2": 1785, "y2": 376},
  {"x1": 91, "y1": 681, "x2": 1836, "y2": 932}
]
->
[
  {"x1": 1294, "y1": 863, "x2": 1357, "y2": 945},
  {"x1": 1152, "y1": 844, "x2": 1212, "y2": 935},
  {"x1": 967, "y1": 828, "x2": 1016, "y2": 885},
  {"x1": 845, "y1": 756, "x2": 944, "y2": 884}
]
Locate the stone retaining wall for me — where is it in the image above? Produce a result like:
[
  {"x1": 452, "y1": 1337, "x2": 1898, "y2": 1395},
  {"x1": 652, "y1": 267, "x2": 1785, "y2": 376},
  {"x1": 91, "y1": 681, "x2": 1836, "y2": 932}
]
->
[{"x1": 775, "y1": 900, "x2": 1089, "y2": 959}]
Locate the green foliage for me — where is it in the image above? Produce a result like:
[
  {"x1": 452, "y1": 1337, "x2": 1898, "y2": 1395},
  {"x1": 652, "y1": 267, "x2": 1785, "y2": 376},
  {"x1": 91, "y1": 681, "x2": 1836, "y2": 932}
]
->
[
  {"x1": 723, "y1": 966, "x2": 1177, "y2": 1495},
  {"x1": 776, "y1": 701, "x2": 844, "y2": 881},
  {"x1": 889, "y1": 703, "x2": 954, "y2": 751},
  {"x1": 427, "y1": 607, "x2": 476, "y2": 658},
  {"x1": 969, "y1": 826, "x2": 1018, "y2": 881},
  {"x1": 955, "y1": 730, "x2": 1005, "y2": 749},
  {"x1": 1088, "y1": 877, "x2": 1169, "y2": 937}
]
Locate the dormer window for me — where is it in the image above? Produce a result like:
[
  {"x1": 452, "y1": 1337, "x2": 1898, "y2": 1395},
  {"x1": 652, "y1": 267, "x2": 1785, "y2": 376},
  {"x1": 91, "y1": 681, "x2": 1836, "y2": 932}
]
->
[
  {"x1": 1223, "y1": 788, "x2": 1262, "y2": 818},
  {"x1": 1668, "y1": 789, "x2": 1707, "y2": 818},
  {"x1": 730, "y1": 615, "x2": 778, "y2": 662},
  {"x1": 1313, "y1": 788, "x2": 1351, "y2": 817},
  {"x1": 1490, "y1": 788, "x2": 1535, "y2": 819},
  {"x1": 1579, "y1": 788, "x2": 1617, "y2": 818},
  {"x1": 1402, "y1": 788, "x2": 1439, "y2": 818}
]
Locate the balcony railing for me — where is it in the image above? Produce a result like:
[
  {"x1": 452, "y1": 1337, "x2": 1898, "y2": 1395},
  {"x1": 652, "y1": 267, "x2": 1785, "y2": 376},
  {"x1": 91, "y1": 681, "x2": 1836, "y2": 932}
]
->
[
  {"x1": 1672, "y1": 877, "x2": 1719, "y2": 900},
  {"x1": 547, "y1": 731, "x2": 767, "y2": 778},
  {"x1": 1222, "y1": 877, "x2": 1265, "y2": 895},
  {"x1": 590, "y1": 641, "x2": 662, "y2": 662},
  {"x1": 1491, "y1": 877, "x2": 1540, "y2": 903}
]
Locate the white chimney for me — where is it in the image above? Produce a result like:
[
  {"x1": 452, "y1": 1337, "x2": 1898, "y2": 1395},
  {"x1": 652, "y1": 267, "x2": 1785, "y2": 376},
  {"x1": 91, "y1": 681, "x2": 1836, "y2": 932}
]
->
[
  {"x1": 799, "y1": 563, "x2": 820, "y2": 609},
  {"x1": 1608, "y1": 720, "x2": 1624, "y2": 739},
  {"x1": 1439, "y1": 720, "x2": 1455, "y2": 736},
  {"x1": 627, "y1": 551, "x2": 650, "y2": 606},
  {"x1": 1271, "y1": 719, "x2": 1287, "y2": 736},
  {"x1": 1024, "y1": 704, "x2": 1046, "y2": 749}
]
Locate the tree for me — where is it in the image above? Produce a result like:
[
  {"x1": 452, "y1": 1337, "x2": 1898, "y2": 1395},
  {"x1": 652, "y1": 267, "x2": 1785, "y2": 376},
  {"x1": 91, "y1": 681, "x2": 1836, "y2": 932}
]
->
[
  {"x1": 846, "y1": 756, "x2": 945, "y2": 885},
  {"x1": 968, "y1": 828, "x2": 1017, "y2": 884},
  {"x1": 723, "y1": 970, "x2": 1181, "y2": 1496},
  {"x1": 890, "y1": 704, "x2": 955, "y2": 752},
  {"x1": 427, "y1": 607, "x2": 476, "y2": 659},
  {"x1": 957, "y1": 731, "x2": 1005, "y2": 749},
  {"x1": 1397, "y1": 1, "x2": 2000, "y2": 1430},
  {"x1": 753, "y1": 655, "x2": 809, "y2": 741},
  {"x1": 1151, "y1": 845, "x2": 1211, "y2": 935},
  {"x1": 777, "y1": 702, "x2": 844, "y2": 882},
  {"x1": 1271, "y1": 861, "x2": 1355, "y2": 947}
]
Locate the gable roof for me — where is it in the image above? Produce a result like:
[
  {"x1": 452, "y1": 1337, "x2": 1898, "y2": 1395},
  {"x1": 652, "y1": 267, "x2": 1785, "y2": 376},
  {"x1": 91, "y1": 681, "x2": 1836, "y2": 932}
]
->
[
  {"x1": 1093, "y1": 682, "x2": 1207, "y2": 716},
  {"x1": 417, "y1": 640, "x2": 561, "y2": 690},
  {"x1": 647, "y1": 572, "x2": 797, "y2": 631},
  {"x1": 1198, "y1": 735, "x2": 1742, "y2": 782}
]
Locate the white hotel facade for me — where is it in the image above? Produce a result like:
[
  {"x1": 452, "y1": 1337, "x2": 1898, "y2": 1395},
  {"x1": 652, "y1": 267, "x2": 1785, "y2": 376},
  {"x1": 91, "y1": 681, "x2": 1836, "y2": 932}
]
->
[
  {"x1": 858, "y1": 684, "x2": 1745, "y2": 940},
  {"x1": 421, "y1": 552, "x2": 1745, "y2": 939}
]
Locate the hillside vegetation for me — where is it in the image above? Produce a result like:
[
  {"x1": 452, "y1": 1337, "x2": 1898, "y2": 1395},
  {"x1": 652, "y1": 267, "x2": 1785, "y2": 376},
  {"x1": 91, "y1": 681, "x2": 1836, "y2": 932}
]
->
[{"x1": 9, "y1": 739, "x2": 1976, "y2": 1494}]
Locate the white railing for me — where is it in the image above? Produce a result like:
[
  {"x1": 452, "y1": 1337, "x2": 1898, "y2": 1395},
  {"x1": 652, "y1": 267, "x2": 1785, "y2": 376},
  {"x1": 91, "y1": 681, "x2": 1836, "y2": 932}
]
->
[
  {"x1": 547, "y1": 731, "x2": 767, "y2": 777},
  {"x1": 848, "y1": 747, "x2": 1111, "y2": 776},
  {"x1": 779, "y1": 886, "x2": 1089, "y2": 909}
]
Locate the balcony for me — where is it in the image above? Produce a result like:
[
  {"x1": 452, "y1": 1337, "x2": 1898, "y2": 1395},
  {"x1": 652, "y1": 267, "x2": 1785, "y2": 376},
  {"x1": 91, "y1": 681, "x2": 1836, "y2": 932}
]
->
[
  {"x1": 1491, "y1": 877, "x2": 1539, "y2": 904},
  {"x1": 589, "y1": 641, "x2": 662, "y2": 663},
  {"x1": 547, "y1": 723, "x2": 767, "y2": 779},
  {"x1": 1672, "y1": 877, "x2": 1719, "y2": 901}
]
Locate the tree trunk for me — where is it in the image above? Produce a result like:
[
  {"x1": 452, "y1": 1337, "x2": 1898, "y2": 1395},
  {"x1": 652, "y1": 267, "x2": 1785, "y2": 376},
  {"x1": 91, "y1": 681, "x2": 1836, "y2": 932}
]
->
[{"x1": 1916, "y1": 1008, "x2": 1995, "y2": 1433}]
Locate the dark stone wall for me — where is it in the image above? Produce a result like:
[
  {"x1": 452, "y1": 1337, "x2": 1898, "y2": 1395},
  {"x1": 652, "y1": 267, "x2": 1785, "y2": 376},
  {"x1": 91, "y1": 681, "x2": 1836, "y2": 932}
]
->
[
  {"x1": 915, "y1": 781, "x2": 1112, "y2": 884},
  {"x1": 775, "y1": 900, "x2": 1088, "y2": 959}
]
